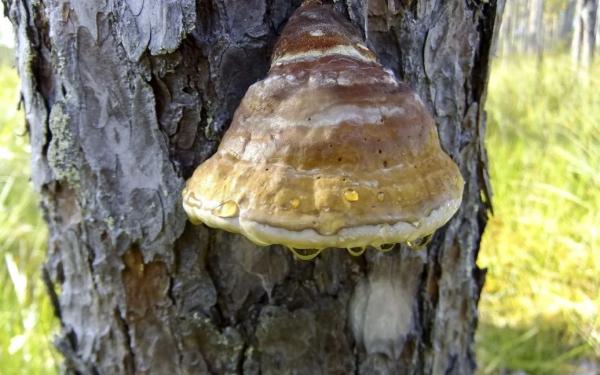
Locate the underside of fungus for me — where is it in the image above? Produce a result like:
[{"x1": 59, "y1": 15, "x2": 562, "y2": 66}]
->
[{"x1": 182, "y1": 1, "x2": 464, "y2": 259}]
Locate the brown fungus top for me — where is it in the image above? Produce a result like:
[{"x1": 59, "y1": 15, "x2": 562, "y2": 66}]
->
[{"x1": 182, "y1": 1, "x2": 464, "y2": 257}]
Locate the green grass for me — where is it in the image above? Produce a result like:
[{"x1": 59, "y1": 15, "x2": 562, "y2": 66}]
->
[
  {"x1": 477, "y1": 55, "x2": 600, "y2": 374},
  {"x1": 0, "y1": 53, "x2": 598, "y2": 374},
  {"x1": 0, "y1": 65, "x2": 58, "y2": 373}
]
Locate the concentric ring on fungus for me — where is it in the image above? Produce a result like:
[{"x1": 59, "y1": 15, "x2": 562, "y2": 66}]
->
[{"x1": 182, "y1": 1, "x2": 464, "y2": 260}]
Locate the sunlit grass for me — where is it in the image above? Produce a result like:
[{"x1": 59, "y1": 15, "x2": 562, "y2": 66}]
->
[
  {"x1": 477, "y1": 55, "x2": 600, "y2": 374},
  {"x1": 0, "y1": 65, "x2": 58, "y2": 373}
]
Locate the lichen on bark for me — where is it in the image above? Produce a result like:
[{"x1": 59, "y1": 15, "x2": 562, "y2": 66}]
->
[{"x1": 47, "y1": 102, "x2": 80, "y2": 185}]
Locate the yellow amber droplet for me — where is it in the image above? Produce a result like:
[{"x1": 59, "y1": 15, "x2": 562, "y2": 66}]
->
[
  {"x1": 287, "y1": 247, "x2": 323, "y2": 261},
  {"x1": 377, "y1": 192, "x2": 385, "y2": 202},
  {"x1": 290, "y1": 198, "x2": 300, "y2": 208},
  {"x1": 212, "y1": 201, "x2": 239, "y2": 218},
  {"x1": 347, "y1": 247, "x2": 366, "y2": 256},
  {"x1": 344, "y1": 189, "x2": 359, "y2": 202},
  {"x1": 406, "y1": 234, "x2": 433, "y2": 250}
]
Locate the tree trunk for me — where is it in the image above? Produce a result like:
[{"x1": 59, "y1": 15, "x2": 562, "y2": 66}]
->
[
  {"x1": 572, "y1": 0, "x2": 599, "y2": 68},
  {"x1": 560, "y1": 0, "x2": 577, "y2": 44},
  {"x1": 5, "y1": 0, "x2": 501, "y2": 373},
  {"x1": 528, "y1": 0, "x2": 545, "y2": 62}
]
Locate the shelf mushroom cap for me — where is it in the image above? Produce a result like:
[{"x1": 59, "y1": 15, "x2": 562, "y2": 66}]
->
[{"x1": 182, "y1": 1, "x2": 464, "y2": 251}]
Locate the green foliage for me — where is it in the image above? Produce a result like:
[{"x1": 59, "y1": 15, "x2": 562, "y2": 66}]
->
[
  {"x1": 477, "y1": 55, "x2": 600, "y2": 374},
  {"x1": 0, "y1": 65, "x2": 58, "y2": 373}
]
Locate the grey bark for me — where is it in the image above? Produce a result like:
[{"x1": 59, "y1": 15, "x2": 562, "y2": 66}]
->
[{"x1": 5, "y1": 0, "x2": 501, "y2": 374}]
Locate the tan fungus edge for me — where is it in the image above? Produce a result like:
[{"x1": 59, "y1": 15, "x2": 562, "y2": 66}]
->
[{"x1": 182, "y1": 195, "x2": 462, "y2": 250}]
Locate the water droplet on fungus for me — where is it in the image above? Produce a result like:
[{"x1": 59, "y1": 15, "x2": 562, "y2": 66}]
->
[
  {"x1": 212, "y1": 201, "x2": 239, "y2": 218},
  {"x1": 287, "y1": 247, "x2": 323, "y2": 261},
  {"x1": 290, "y1": 198, "x2": 301, "y2": 208},
  {"x1": 344, "y1": 189, "x2": 359, "y2": 202},
  {"x1": 347, "y1": 247, "x2": 366, "y2": 256},
  {"x1": 406, "y1": 235, "x2": 432, "y2": 250}
]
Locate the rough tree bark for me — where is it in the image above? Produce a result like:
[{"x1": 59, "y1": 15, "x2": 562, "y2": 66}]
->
[{"x1": 5, "y1": 0, "x2": 502, "y2": 373}]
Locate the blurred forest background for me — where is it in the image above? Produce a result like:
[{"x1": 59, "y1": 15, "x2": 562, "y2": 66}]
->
[{"x1": 0, "y1": 0, "x2": 598, "y2": 374}]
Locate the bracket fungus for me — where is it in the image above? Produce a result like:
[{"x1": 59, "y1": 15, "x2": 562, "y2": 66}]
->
[{"x1": 182, "y1": 1, "x2": 464, "y2": 259}]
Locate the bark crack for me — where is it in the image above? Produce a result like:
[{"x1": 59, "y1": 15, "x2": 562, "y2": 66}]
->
[
  {"x1": 42, "y1": 265, "x2": 62, "y2": 320},
  {"x1": 115, "y1": 307, "x2": 137, "y2": 374}
]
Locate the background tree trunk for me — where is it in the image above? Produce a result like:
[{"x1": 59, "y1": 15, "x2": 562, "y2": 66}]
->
[
  {"x1": 572, "y1": 0, "x2": 599, "y2": 68},
  {"x1": 561, "y1": 0, "x2": 577, "y2": 43},
  {"x1": 528, "y1": 0, "x2": 545, "y2": 62},
  {"x1": 5, "y1": 0, "x2": 502, "y2": 373}
]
